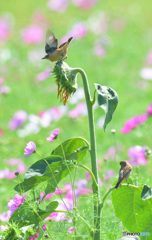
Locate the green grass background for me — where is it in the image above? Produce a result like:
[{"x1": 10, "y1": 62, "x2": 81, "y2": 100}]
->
[{"x1": 0, "y1": 0, "x2": 152, "y2": 239}]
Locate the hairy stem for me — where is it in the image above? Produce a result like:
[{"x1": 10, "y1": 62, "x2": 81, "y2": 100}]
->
[{"x1": 73, "y1": 68, "x2": 100, "y2": 239}]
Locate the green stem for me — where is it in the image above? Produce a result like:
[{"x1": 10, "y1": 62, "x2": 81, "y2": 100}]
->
[
  {"x1": 77, "y1": 215, "x2": 94, "y2": 238},
  {"x1": 78, "y1": 164, "x2": 98, "y2": 189},
  {"x1": 73, "y1": 68, "x2": 100, "y2": 239},
  {"x1": 99, "y1": 187, "x2": 115, "y2": 213}
]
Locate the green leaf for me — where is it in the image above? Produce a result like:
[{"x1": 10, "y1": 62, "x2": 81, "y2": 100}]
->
[
  {"x1": 51, "y1": 137, "x2": 89, "y2": 162},
  {"x1": 94, "y1": 83, "x2": 118, "y2": 131},
  {"x1": 14, "y1": 155, "x2": 63, "y2": 193},
  {"x1": 112, "y1": 185, "x2": 152, "y2": 238},
  {"x1": 9, "y1": 201, "x2": 58, "y2": 228},
  {"x1": 14, "y1": 138, "x2": 89, "y2": 194},
  {"x1": 141, "y1": 185, "x2": 152, "y2": 200}
]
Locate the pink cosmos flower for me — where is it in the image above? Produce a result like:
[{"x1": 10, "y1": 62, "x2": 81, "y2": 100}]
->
[
  {"x1": 46, "y1": 198, "x2": 73, "y2": 222},
  {"x1": 47, "y1": 128, "x2": 60, "y2": 142},
  {"x1": 121, "y1": 114, "x2": 148, "y2": 134},
  {"x1": 0, "y1": 211, "x2": 11, "y2": 222},
  {"x1": 35, "y1": 68, "x2": 51, "y2": 82},
  {"x1": 9, "y1": 110, "x2": 27, "y2": 130},
  {"x1": 146, "y1": 103, "x2": 152, "y2": 117},
  {"x1": 128, "y1": 146, "x2": 148, "y2": 166},
  {"x1": 146, "y1": 50, "x2": 152, "y2": 65},
  {"x1": 23, "y1": 141, "x2": 36, "y2": 158},
  {"x1": 0, "y1": 17, "x2": 11, "y2": 41},
  {"x1": 21, "y1": 24, "x2": 44, "y2": 44},
  {"x1": 72, "y1": 0, "x2": 98, "y2": 9},
  {"x1": 68, "y1": 102, "x2": 87, "y2": 118},
  {"x1": 93, "y1": 44, "x2": 106, "y2": 58},
  {"x1": 60, "y1": 22, "x2": 87, "y2": 44},
  {"x1": 68, "y1": 226, "x2": 76, "y2": 234},
  {"x1": 8, "y1": 194, "x2": 26, "y2": 216},
  {"x1": 0, "y1": 85, "x2": 11, "y2": 94},
  {"x1": 29, "y1": 224, "x2": 47, "y2": 240},
  {"x1": 47, "y1": 0, "x2": 68, "y2": 12}
]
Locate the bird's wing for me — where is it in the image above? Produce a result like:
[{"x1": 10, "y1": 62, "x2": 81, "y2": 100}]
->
[
  {"x1": 119, "y1": 168, "x2": 131, "y2": 179},
  {"x1": 45, "y1": 31, "x2": 58, "y2": 54},
  {"x1": 59, "y1": 42, "x2": 66, "y2": 49}
]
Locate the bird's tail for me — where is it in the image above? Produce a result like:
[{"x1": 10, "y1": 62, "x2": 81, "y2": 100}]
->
[
  {"x1": 68, "y1": 37, "x2": 73, "y2": 43},
  {"x1": 115, "y1": 181, "x2": 121, "y2": 189}
]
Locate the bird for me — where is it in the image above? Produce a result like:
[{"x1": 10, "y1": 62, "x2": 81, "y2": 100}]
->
[
  {"x1": 42, "y1": 31, "x2": 73, "y2": 62},
  {"x1": 115, "y1": 160, "x2": 132, "y2": 189}
]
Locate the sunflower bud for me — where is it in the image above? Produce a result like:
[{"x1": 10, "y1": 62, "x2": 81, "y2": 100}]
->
[{"x1": 53, "y1": 61, "x2": 78, "y2": 105}]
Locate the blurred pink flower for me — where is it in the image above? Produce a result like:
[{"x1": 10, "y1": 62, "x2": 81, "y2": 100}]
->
[
  {"x1": 0, "y1": 225, "x2": 8, "y2": 231},
  {"x1": 146, "y1": 103, "x2": 152, "y2": 117},
  {"x1": 121, "y1": 114, "x2": 147, "y2": 134},
  {"x1": 47, "y1": 0, "x2": 68, "y2": 12},
  {"x1": 0, "y1": 17, "x2": 11, "y2": 41},
  {"x1": 46, "y1": 199, "x2": 73, "y2": 222},
  {"x1": 30, "y1": 224, "x2": 47, "y2": 240},
  {"x1": 0, "y1": 211, "x2": 11, "y2": 222},
  {"x1": 72, "y1": 0, "x2": 98, "y2": 9},
  {"x1": 0, "y1": 129, "x2": 4, "y2": 136},
  {"x1": 140, "y1": 67, "x2": 152, "y2": 80},
  {"x1": 21, "y1": 24, "x2": 44, "y2": 44},
  {"x1": 9, "y1": 110, "x2": 27, "y2": 130},
  {"x1": 0, "y1": 169, "x2": 10, "y2": 179},
  {"x1": 47, "y1": 128, "x2": 60, "y2": 142},
  {"x1": 23, "y1": 141, "x2": 36, "y2": 158},
  {"x1": 85, "y1": 171, "x2": 91, "y2": 180},
  {"x1": 93, "y1": 44, "x2": 106, "y2": 58},
  {"x1": 8, "y1": 194, "x2": 26, "y2": 216},
  {"x1": 146, "y1": 50, "x2": 152, "y2": 65},
  {"x1": 0, "y1": 85, "x2": 11, "y2": 94},
  {"x1": 104, "y1": 170, "x2": 114, "y2": 181},
  {"x1": 68, "y1": 226, "x2": 76, "y2": 234},
  {"x1": 68, "y1": 102, "x2": 87, "y2": 118},
  {"x1": 76, "y1": 179, "x2": 88, "y2": 190},
  {"x1": 60, "y1": 22, "x2": 87, "y2": 44},
  {"x1": 0, "y1": 158, "x2": 26, "y2": 179},
  {"x1": 128, "y1": 146, "x2": 148, "y2": 166},
  {"x1": 36, "y1": 68, "x2": 51, "y2": 82}
]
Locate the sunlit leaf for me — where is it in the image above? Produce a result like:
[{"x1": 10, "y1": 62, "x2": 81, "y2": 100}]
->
[
  {"x1": 9, "y1": 201, "x2": 58, "y2": 228},
  {"x1": 112, "y1": 185, "x2": 152, "y2": 238}
]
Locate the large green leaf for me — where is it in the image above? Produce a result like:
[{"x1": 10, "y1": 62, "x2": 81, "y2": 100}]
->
[
  {"x1": 112, "y1": 185, "x2": 152, "y2": 240},
  {"x1": 51, "y1": 137, "x2": 89, "y2": 162},
  {"x1": 14, "y1": 155, "x2": 63, "y2": 193},
  {"x1": 9, "y1": 201, "x2": 58, "y2": 228},
  {"x1": 15, "y1": 137, "x2": 89, "y2": 193},
  {"x1": 94, "y1": 83, "x2": 118, "y2": 131}
]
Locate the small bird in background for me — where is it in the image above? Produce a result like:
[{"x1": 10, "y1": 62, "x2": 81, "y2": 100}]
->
[
  {"x1": 42, "y1": 31, "x2": 73, "y2": 62},
  {"x1": 115, "y1": 160, "x2": 132, "y2": 189}
]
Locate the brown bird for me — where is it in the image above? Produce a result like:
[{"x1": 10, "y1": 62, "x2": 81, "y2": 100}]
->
[
  {"x1": 42, "y1": 31, "x2": 73, "y2": 62},
  {"x1": 115, "y1": 160, "x2": 132, "y2": 189}
]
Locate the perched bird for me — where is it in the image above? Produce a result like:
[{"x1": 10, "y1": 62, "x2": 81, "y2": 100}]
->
[
  {"x1": 42, "y1": 31, "x2": 73, "y2": 62},
  {"x1": 115, "y1": 160, "x2": 132, "y2": 189}
]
